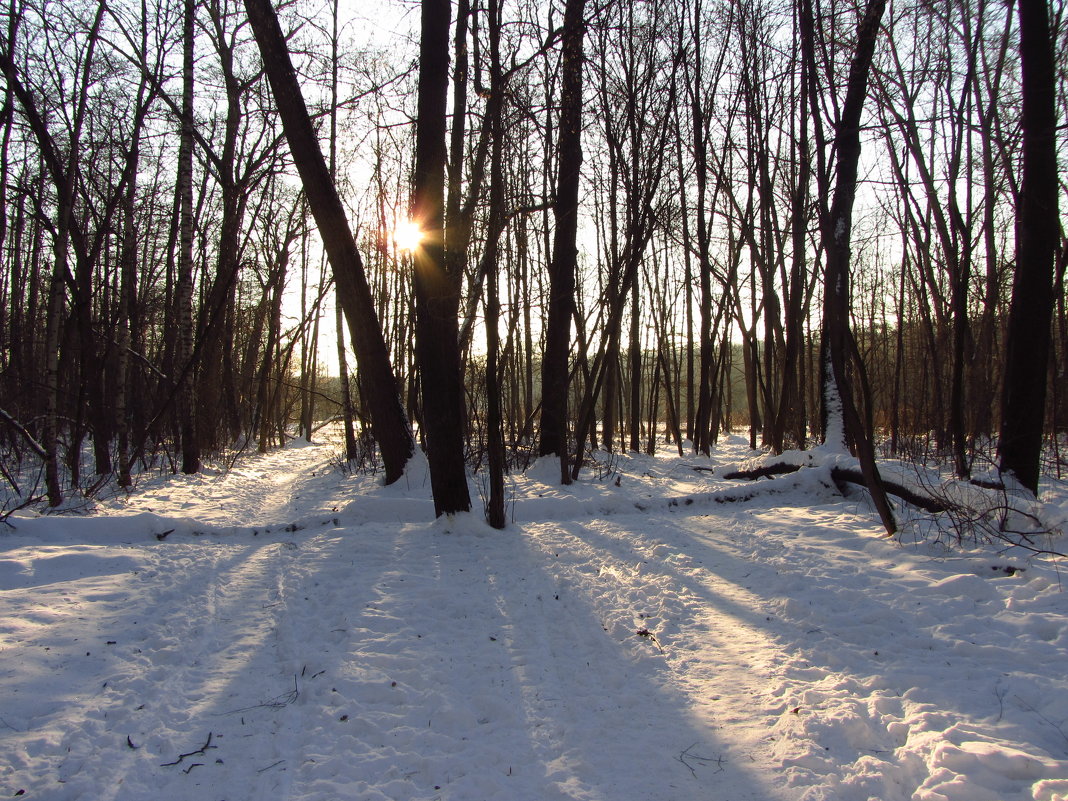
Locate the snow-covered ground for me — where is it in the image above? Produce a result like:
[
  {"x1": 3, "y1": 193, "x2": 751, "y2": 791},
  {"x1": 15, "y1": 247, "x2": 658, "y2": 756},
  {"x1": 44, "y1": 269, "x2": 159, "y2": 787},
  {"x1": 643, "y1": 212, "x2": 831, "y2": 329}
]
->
[{"x1": 1, "y1": 431, "x2": 1066, "y2": 800}]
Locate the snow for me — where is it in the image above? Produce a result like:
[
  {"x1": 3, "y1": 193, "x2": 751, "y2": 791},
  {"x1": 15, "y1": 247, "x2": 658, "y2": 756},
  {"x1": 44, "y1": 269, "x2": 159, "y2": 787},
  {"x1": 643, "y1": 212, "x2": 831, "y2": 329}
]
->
[{"x1": 1, "y1": 431, "x2": 1066, "y2": 800}]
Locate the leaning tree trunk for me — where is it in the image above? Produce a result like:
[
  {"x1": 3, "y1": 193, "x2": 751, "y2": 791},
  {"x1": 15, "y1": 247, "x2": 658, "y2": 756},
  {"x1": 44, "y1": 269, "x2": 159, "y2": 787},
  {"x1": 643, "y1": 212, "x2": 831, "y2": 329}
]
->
[
  {"x1": 243, "y1": 0, "x2": 415, "y2": 484},
  {"x1": 816, "y1": 0, "x2": 896, "y2": 535},
  {"x1": 998, "y1": 0, "x2": 1058, "y2": 496}
]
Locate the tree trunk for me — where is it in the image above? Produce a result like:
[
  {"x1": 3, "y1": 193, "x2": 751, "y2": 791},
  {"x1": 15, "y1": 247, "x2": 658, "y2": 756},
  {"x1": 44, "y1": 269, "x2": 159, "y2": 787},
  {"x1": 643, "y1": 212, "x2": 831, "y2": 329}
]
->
[
  {"x1": 817, "y1": 0, "x2": 896, "y2": 535},
  {"x1": 335, "y1": 299, "x2": 360, "y2": 459},
  {"x1": 628, "y1": 279, "x2": 642, "y2": 452},
  {"x1": 482, "y1": 0, "x2": 508, "y2": 528},
  {"x1": 690, "y1": 17, "x2": 715, "y2": 456},
  {"x1": 327, "y1": 0, "x2": 359, "y2": 462},
  {"x1": 176, "y1": 0, "x2": 199, "y2": 474},
  {"x1": 998, "y1": 0, "x2": 1058, "y2": 495},
  {"x1": 258, "y1": 258, "x2": 287, "y2": 453},
  {"x1": 411, "y1": 0, "x2": 471, "y2": 516},
  {"x1": 244, "y1": 0, "x2": 415, "y2": 484},
  {"x1": 42, "y1": 261, "x2": 64, "y2": 505},
  {"x1": 772, "y1": 13, "x2": 811, "y2": 453},
  {"x1": 538, "y1": 0, "x2": 586, "y2": 484},
  {"x1": 116, "y1": 85, "x2": 148, "y2": 488}
]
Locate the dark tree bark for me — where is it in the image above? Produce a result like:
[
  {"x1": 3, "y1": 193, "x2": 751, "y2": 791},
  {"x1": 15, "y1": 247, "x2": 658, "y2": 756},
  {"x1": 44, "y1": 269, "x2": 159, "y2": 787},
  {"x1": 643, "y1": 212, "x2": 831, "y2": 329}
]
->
[
  {"x1": 257, "y1": 239, "x2": 290, "y2": 453},
  {"x1": 999, "y1": 0, "x2": 1058, "y2": 495},
  {"x1": 196, "y1": 2, "x2": 246, "y2": 455},
  {"x1": 628, "y1": 280, "x2": 642, "y2": 452},
  {"x1": 243, "y1": 0, "x2": 415, "y2": 484},
  {"x1": 817, "y1": 0, "x2": 896, "y2": 535},
  {"x1": 327, "y1": 0, "x2": 359, "y2": 462},
  {"x1": 115, "y1": 18, "x2": 153, "y2": 487},
  {"x1": 689, "y1": 0, "x2": 716, "y2": 457},
  {"x1": 335, "y1": 300, "x2": 360, "y2": 460},
  {"x1": 176, "y1": 0, "x2": 199, "y2": 474},
  {"x1": 771, "y1": 5, "x2": 811, "y2": 454},
  {"x1": 481, "y1": 0, "x2": 508, "y2": 528},
  {"x1": 411, "y1": 0, "x2": 471, "y2": 516},
  {"x1": 538, "y1": 0, "x2": 586, "y2": 484}
]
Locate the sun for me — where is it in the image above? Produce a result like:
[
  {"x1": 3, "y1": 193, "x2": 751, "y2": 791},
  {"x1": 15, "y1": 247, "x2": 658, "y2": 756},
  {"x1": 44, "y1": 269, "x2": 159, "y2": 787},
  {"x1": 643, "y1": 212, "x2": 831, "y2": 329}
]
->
[{"x1": 392, "y1": 219, "x2": 424, "y2": 254}]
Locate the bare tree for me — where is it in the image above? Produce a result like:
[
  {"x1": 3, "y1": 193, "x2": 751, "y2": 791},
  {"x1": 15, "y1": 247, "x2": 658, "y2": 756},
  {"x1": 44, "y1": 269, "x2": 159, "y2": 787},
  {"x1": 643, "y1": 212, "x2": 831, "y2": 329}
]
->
[
  {"x1": 479, "y1": 0, "x2": 509, "y2": 528},
  {"x1": 411, "y1": 0, "x2": 471, "y2": 516},
  {"x1": 243, "y1": 0, "x2": 415, "y2": 484},
  {"x1": 538, "y1": 0, "x2": 586, "y2": 482},
  {"x1": 814, "y1": 0, "x2": 896, "y2": 534},
  {"x1": 176, "y1": 0, "x2": 199, "y2": 473},
  {"x1": 999, "y1": 0, "x2": 1059, "y2": 495}
]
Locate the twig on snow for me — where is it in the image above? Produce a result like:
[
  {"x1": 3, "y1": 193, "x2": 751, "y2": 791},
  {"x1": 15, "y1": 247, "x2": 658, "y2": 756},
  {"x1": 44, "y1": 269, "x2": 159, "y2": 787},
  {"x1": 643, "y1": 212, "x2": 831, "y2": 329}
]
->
[
  {"x1": 160, "y1": 732, "x2": 216, "y2": 767},
  {"x1": 636, "y1": 628, "x2": 665, "y2": 653},
  {"x1": 217, "y1": 675, "x2": 299, "y2": 715},
  {"x1": 676, "y1": 742, "x2": 726, "y2": 777},
  {"x1": 1015, "y1": 695, "x2": 1068, "y2": 753}
]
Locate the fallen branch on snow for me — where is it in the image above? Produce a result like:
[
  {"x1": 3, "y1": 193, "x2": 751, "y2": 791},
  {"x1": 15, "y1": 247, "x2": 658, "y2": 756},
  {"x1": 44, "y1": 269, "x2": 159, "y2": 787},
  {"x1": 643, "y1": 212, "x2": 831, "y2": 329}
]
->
[
  {"x1": 636, "y1": 627, "x2": 664, "y2": 653},
  {"x1": 160, "y1": 732, "x2": 216, "y2": 767},
  {"x1": 217, "y1": 675, "x2": 299, "y2": 715},
  {"x1": 714, "y1": 457, "x2": 1065, "y2": 557},
  {"x1": 676, "y1": 742, "x2": 726, "y2": 777},
  {"x1": 721, "y1": 461, "x2": 947, "y2": 513}
]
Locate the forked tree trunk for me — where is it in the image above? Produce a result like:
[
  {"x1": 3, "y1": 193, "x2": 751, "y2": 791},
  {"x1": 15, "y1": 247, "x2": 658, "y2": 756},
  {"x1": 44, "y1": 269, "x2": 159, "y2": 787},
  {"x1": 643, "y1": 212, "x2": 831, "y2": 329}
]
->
[
  {"x1": 258, "y1": 259, "x2": 286, "y2": 453},
  {"x1": 335, "y1": 300, "x2": 360, "y2": 460},
  {"x1": 816, "y1": 0, "x2": 896, "y2": 535},
  {"x1": 628, "y1": 281, "x2": 642, "y2": 452},
  {"x1": 772, "y1": 9, "x2": 811, "y2": 454},
  {"x1": 116, "y1": 103, "x2": 143, "y2": 487}
]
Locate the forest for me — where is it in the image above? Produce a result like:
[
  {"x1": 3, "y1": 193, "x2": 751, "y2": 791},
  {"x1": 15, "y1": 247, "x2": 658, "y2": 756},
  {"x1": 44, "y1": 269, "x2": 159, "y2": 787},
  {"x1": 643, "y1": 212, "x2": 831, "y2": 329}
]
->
[{"x1": 0, "y1": 0, "x2": 1065, "y2": 527}]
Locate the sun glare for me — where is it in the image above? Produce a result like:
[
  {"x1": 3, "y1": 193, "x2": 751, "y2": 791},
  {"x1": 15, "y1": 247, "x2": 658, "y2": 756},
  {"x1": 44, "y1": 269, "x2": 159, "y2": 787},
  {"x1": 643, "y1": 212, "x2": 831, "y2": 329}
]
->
[{"x1": 392, "y1": 219, "x2": 424, "y2": 254}]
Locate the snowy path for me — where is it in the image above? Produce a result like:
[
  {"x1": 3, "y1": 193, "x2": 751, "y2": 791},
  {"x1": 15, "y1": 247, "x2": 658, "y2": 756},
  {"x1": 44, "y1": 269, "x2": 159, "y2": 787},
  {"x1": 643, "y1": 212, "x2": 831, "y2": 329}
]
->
[
  {"x1": 122, "y1": 441, "x2": 342, "y2": 528},
  {"x1": 1, "y1": 437, "x2": 1066, "y2": 800}
]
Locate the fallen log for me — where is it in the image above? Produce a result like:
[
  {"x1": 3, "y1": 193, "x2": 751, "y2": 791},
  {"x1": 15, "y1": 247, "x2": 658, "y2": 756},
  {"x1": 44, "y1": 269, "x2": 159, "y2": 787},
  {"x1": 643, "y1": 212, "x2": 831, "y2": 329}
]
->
[
  {"x1": 830, "y1": 466, "x2": 946, "y2": 514},
  {"x1": 720, "y1": 461, "x2": 947, "y2": 514},
  {"x1": 722, "y1": 462, "x2": 802, "y2": 480}
]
